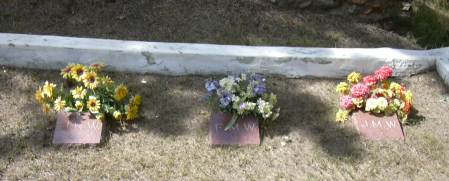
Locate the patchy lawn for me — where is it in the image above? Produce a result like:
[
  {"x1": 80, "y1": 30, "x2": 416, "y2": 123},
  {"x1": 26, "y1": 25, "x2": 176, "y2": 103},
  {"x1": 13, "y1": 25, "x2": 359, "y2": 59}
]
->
[
  {"x1": 0, "y1": 0, "x2": 419, "y2": 49},
  {"x1": 1, "y1": 66, "x2": 448, "y2": 180}
]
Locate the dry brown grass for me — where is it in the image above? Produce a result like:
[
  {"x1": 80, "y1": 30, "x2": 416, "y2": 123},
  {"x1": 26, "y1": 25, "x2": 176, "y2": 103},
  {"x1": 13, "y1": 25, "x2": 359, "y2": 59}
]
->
[{"x1": 1, "y1": 66, "x2": 449, "y2": 180}]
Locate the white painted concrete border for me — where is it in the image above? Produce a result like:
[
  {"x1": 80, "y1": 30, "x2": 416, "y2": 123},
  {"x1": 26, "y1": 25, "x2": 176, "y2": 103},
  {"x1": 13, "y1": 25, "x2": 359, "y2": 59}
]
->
[
  {"x1": 0, "y1": 33, "x2": 447, "y2": 78},
  {"x1": 436, "y1": 56, "x2": 449, "y2": 87}
]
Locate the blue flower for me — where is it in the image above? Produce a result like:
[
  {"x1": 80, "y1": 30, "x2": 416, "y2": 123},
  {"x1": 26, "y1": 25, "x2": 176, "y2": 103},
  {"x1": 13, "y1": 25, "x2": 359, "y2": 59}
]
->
[
  {"x1": 205, "y1": 80, "x2": 219, "y2": 92},
  {"x1": 253, "y1": 83, "x2": 266, "y2": 96},
  {"x1": 252, "y1": 74, "x2": 265, "y2": 82},
  {"x1": 219, "y1": 92, "x2": 232, "y2": 108}
]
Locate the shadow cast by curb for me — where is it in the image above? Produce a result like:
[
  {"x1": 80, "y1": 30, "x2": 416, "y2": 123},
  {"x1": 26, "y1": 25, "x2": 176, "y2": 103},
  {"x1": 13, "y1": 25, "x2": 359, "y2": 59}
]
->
[{"x1": 269, "y1": 76, "x2": 363, "y2": 159}]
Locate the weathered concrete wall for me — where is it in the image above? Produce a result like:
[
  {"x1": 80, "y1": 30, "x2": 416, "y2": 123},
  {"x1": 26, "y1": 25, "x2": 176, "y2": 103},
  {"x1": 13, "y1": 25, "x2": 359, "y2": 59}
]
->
[
  {"x1": 0, "y1": 33, "x2": 444, "y2": 78},
  {"x1": 435, "y1": 47, "x2": 449, "y2": 87}
]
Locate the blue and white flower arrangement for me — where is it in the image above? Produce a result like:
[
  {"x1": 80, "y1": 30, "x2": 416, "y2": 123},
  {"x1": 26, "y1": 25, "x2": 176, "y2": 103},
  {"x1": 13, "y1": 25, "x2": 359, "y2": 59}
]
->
[{"x1": 205, "y1": 74, "x2": 280, "y2": 131}]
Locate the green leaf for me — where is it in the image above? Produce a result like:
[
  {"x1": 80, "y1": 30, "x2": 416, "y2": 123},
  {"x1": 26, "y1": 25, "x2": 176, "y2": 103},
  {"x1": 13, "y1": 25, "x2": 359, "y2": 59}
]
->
[{"x1": 224, "y1": 114, "x2": 239, "y2": 131}]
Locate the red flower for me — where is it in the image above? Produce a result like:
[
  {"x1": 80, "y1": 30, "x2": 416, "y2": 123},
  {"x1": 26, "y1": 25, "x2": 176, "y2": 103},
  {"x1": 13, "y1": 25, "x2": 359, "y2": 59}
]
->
[
  {"x1": 375, "y1": 66, "x2": 393, "y2": 81},
  {"x1": 363, "y1": 75, "x2": 377, "y2": 86},
  {"x1": 351, "y1": 83, "x2": 370, "y2": 98}
]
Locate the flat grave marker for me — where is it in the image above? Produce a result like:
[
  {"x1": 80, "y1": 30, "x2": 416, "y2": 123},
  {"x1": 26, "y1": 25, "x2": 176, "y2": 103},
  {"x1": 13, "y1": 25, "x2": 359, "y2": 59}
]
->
[
  {"x1": 53, "y1": 112, "x2": 103, "y2": 145},
  {"x1": 209, "y1": 112, "x2": 260, "y2": 145},
  {"x1": 352, "y1": 111, "x2": 405, "y2": 141}
]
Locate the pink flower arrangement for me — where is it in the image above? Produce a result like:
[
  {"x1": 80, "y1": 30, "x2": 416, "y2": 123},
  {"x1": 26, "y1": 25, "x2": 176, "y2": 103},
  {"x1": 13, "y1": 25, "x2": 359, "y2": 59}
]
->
[
  {"x1": 363, "y1": 75, "x2": 377, "y2": 86},
  {"x1": 339, "y1": 95, "x2": 354, "y2": 109},
  {"x1": 374, "y1": 65, "x2": 393, "y2": 81},
  {"x1": 335, "y1": 65, "x2": 414, "y2": 123},
  {"x1": 351, "y1": 83, "x2": 370, "y2": 97}
]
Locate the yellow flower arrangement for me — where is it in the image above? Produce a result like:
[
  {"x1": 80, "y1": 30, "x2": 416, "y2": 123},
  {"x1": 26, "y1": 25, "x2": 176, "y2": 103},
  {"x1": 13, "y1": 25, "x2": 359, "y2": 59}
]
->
[
  {"x1": 61, "y1": 64, "x2": 74, "y2": 79},
  {"x1": 126, "y1": 106, "x2": 139, "y2": 121},
  {"x1": 134, "y1": 95, "x2": 142, "y2": 106},
  {"x1": 71, "y1": 86, "x2": 87, "y2": 99},
  {"x1": 405, "y1": 90, "x2": 413, "y2": 103},
  {"x1": 70, "y1": 64, "x2": 87, "y2": 81},
  {"x1": 352, "y1": 97, "x2": 364, "y2": 108},
  {"x1": 35, "y1": 87, "x2": 44, "y2": 103},
  {"x1": 336, "y1": 82, "x2": 349, "y2": 94},
  {"x1": 100, "y1": 76, "x2": 114, "y2": 85},
  {"x1": 114, "y1": 85, "x2": 128, "y2": 102},
  {"x1": 96, "y1": 113, "x2": 105, "y2": 121},
  {"x1": 42, "y1": 81, "x2": 56, "y2": 98},
  {"x1": 90, "y1": 63, "x2": 106, "y2": 72},
  {"x1": 75, "y1": 100, "x2": 84, "y2": 111},
  {"x1": 82, "y1": 71, "x2": 99, "y2": 90},
  {"x1": 389, "y1": 82, "x2": 402, "y2": 94},
  {"x1": 54, "y1": 97, "x2": 66, "y2": 111},
  {"x1": 87, "y1": 96, "x2": 101, "y2": 113},
  {"x1": 126, "y1": 95, "x2": 142, "y2": 120},
  {"x1": 336, "y1": 109, "x2": 349, "y2": 123},
  {"x1": 113, "y1": 111, "x2": 122, "y2": 120},
  {"x1": 36, "y1": 63, "x2": 141, "y2": 122},
  {"x1": 42, "y1": 103, "x2": 51, "y2": 113},
  {"x1": 347, "y1": 72, "x2": 362, "y2": 84}
]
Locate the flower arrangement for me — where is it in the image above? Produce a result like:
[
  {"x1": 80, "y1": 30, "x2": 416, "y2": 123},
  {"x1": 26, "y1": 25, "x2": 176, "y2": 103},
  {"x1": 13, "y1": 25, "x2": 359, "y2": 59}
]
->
[
  {"x1": 205, "y1": 74, "x2": 280, "y2": 131},
  {"x1": 35, "y1": 63, "x2": 141, "y2": 121},
  {"x1": 335, "y1": 66, "x2": 413, "y2": 123}
]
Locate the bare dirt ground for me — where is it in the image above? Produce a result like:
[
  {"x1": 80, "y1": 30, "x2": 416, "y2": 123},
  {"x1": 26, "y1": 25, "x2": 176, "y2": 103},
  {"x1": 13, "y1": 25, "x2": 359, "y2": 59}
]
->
[
  {"x1": 1, "y1": 66, "x2": 448, "y2": 180},
  {"x1": 0, "y1": 0, "x2": 419, "y2": 49}
]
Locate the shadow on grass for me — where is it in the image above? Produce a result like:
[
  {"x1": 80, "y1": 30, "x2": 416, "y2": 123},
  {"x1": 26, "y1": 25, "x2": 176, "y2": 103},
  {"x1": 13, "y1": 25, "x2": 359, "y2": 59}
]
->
[
  {"x1": 269, "y1": 77, "x2": 363, "y2": 159},
  {"x1": 112, "y1": 73, "x2": 211, "y2": 137},
  {"x1": 0, "y1": 106, "x2": 54, "y2": 174},
  {"x1": 406, "y1": 107, "x2": 426, "y2": 126}
]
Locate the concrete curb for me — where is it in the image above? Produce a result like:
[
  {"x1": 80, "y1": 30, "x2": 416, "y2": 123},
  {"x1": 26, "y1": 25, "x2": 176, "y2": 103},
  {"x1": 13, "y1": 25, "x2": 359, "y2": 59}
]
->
[
  {"x1": 0, "y1": 33, "x2": 447, "y2": 78},
  {"x1": 436, "y1": 59, "x2": 449, "y2": 86}
]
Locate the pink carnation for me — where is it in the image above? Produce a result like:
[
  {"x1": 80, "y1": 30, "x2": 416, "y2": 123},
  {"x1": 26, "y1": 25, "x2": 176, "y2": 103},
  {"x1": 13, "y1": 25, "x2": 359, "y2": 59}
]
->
[
  {"x1": 351, "y1": 83, "x2": 370, "y2": 97},
  {"x1": 339, "y1": 95, "x2": 354, "y2": 109},
  {"x1": 375, "y1": 66, "x2": 393, "y2": 81},
  {"x1": 363, "y1": 75, "x2": 377, "y2": 86}
]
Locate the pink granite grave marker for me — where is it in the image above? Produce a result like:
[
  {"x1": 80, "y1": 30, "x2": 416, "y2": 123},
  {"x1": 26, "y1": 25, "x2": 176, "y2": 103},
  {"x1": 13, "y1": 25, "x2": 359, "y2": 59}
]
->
[
  {"x1": 53, "y1": 112, "x2": 103, "y2": 144},
  {"x1": 352, "y1": 111, "x2": 405, "y2": 141},
  {"x1": 209, "y1": 112, "x2": 260, "y2": 145}
]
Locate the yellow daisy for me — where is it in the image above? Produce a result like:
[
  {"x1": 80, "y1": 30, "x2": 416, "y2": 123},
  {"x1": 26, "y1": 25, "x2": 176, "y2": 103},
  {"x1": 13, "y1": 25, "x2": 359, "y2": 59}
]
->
[
  {"x1": 42, "y1": 103, "x2": 51, "y2": 113},
  {"x1": 71, "y1": 86, "x2": 87, "y2": 99},
  {"x1": 90, "y1": 63, "x2": 106, "y2": 71},
  {"x1": 113, "y1": 111, "x2": 122, "y2": 120},
  {"x1": 42, "y1": 81, "x2": 56, "y2": 98},
  {"x1": 82, "y1": 71, "x2": 99, "y2": 90},
  {"x1": 126, "y1": 95, "x2": 141, "y2": 121},
  {"x1": 87, "y1": 96, "x2": 101, "y2": 113},
  {"x1": 133, "y1": 95, "x2": 142, "y2": 106},
  {"x1": 100, "y1": 76, "x2": 114, "y2": 85},
  {"x1": 35, "y1": 87, "x2": 44, "y2": 103},
  {"x1": 114, "y1": 85, "x2": 128, "y2": 101},
  {"x1": 126, "y1": 106, "x2": 139, "y2": 121},
  {"x1": 61, "y1": 64, "x2": 74, "y2": 79},
  {"x1": 75, "y1": 101, "x2": 84, "y2": 111},
  {"x1": 71, "y1": 64, "x2": 87, "y2": 81},
  {"x1": 54, "y1": 97, "x2": 66, "y2": 111}
]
